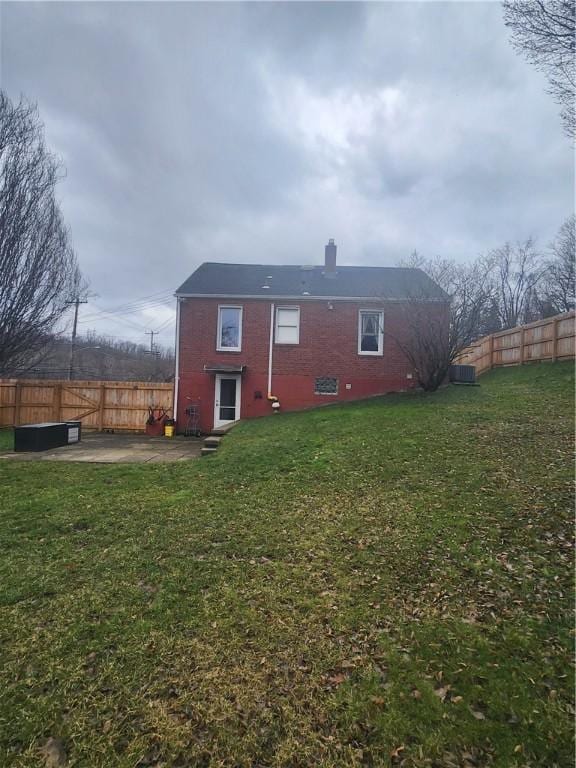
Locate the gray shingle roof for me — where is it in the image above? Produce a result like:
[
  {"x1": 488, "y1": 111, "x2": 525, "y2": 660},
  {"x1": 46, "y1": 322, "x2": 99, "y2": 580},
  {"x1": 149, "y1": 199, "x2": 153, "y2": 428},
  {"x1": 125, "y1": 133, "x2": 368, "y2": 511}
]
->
[{"x1": 176, "y1": 263, "x2": 447, "y2": 300}]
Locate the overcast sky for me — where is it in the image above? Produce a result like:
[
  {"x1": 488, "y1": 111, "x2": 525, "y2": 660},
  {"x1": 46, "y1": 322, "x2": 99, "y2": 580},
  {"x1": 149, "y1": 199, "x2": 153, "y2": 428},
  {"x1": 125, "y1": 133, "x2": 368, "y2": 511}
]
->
[{"x1": 1, "y1": 1, "x2": 573, "y2": 348}]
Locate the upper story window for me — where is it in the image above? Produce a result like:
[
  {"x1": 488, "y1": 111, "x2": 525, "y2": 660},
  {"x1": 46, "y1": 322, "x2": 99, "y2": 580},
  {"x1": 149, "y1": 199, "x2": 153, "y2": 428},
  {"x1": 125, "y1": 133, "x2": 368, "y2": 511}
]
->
[
  {"x1": 358, "y1": 310, "x2": 384, "y2": 356},
  {"x1": 275, "y1": 306, "x2": 300, "y2": 344},
  {"x1": 217, "y1": 305, "x2": 242, "y2": 351}
]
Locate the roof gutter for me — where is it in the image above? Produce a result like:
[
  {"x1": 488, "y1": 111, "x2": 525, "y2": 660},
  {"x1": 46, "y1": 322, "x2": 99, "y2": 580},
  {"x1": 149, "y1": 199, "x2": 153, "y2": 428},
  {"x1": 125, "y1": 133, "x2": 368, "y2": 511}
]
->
[{"x1": 174, "y1": 293, "x2": 448, "y2": 303}]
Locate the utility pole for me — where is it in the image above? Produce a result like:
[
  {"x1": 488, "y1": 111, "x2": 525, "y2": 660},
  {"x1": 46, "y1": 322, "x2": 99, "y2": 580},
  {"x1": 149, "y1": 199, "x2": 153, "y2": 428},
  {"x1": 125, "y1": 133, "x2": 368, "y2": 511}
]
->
[
  {"x1": 145, "y1": 330, "x2": 161, "y2": 382},
  {"x1": 66, "y1": 297, "x2": 88, "y2": 380},
  {"x1": 145, "y1": 330, "x2": 158, "y2": 354}
]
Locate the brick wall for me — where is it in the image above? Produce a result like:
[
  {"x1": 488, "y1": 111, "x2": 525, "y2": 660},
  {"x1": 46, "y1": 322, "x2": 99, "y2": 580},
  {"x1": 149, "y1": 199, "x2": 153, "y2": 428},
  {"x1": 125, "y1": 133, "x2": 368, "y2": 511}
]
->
[{"x1": 176, "y1": 297, "x2": 445, "y2": 432}]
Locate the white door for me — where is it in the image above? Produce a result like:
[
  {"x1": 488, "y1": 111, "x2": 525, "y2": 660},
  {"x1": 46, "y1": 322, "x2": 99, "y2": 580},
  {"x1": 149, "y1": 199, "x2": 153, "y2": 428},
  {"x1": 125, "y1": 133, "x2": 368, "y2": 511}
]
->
[{"x1": 214, "y1": 374, "x2": 241, "y2": 429}]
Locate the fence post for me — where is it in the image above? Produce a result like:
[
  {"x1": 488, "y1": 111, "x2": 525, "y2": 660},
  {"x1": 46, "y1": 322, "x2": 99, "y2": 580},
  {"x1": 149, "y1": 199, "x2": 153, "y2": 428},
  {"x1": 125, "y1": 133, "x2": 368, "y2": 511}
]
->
[
  {"x1": 53, "y1": 383, "x2": 63, "y2": 422},
  {"x1": 552, "y1": 317, "x2": 558, "y2": 361},
  {"x1": 14, "y1": 382, "x2": 22, "y2": 426},
  {"x1": 98, "y1": 384, "x2": 106, "y2": 431},
  {"x1": 489, "y1": 335, "x2": 494, "y2": 369},
  {"x1": 519, "y1": 327, "x2": 525, "y2": 365}
]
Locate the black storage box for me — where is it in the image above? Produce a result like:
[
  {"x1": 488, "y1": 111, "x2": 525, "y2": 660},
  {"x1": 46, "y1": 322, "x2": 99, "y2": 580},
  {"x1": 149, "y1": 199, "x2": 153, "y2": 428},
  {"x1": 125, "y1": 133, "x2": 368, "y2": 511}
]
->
[{"x1": 14, "y1": 421, "x2": 82, "y2": 452}]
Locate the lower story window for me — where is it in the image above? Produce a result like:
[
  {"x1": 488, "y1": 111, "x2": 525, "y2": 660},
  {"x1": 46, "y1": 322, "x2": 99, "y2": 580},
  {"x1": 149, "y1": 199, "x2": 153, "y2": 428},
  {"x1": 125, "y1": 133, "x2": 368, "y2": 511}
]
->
[{"x1": 315, "y1": 376, "x2": 338, "y2": 395}]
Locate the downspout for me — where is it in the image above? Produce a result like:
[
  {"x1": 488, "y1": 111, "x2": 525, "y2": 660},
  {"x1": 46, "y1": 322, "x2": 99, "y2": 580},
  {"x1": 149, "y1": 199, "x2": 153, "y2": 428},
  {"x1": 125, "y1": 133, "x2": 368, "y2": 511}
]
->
[
  {"x1": 173, "y1": 296, "x2": 181, "y2": 423},
  {"x1": 267, "y1": 302, "x2": 274, "y2": 397}
]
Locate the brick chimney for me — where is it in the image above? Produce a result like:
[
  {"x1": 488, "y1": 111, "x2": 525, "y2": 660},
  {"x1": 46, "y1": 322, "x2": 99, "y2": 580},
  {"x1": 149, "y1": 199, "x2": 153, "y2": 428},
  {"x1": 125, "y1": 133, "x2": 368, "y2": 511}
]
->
[{"x1": 324, "y1": 238, "x2": 337, "y2": 273}]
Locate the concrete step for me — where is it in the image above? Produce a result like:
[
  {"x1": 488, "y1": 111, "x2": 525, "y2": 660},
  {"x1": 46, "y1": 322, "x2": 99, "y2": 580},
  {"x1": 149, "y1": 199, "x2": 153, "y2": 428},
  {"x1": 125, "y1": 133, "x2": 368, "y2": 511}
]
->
[
  {"x1": 203, "y1": 436, "x2": 222, "y2": 448},
  {"x1": 201, "y1": 447, "x2": 218, "y2": 457},
  {"x1": 210, "y1": 420, "x2": 239, "y2": 436}
]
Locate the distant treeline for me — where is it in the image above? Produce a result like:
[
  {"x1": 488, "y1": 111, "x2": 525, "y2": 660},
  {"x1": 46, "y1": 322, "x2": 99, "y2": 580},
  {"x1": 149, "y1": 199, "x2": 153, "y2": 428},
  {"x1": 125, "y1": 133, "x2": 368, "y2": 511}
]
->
[{"x1": 5, "y1": 333, "x2": 175, "y2": 382}]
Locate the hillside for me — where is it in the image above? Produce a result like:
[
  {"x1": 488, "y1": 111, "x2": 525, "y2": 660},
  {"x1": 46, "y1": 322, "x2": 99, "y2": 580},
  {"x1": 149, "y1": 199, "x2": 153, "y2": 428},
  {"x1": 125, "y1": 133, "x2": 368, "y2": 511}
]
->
[{"x1": 0, "y1": 362, "x2": 573, "y2": 767}]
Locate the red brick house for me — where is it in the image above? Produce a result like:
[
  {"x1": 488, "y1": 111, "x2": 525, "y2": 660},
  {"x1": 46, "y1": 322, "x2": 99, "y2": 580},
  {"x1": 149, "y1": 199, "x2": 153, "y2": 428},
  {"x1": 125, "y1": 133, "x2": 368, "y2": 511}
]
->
[{"x1": 174, "y1": 240, "x2": 448, "y2": 433}]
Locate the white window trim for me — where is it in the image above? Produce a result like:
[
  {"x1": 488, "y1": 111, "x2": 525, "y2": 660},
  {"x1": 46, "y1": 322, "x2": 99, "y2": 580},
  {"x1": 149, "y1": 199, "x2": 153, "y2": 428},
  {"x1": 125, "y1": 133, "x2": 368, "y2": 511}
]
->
[
  {"x1": 217, "y1": 305, "x2": 243, "y2": 352},
  {"x1": 358, "y1": 309, "x2": 384, "y2": 356},
  {"x1": 275, "y1": 305, "x2": 300, "y2": 345}
]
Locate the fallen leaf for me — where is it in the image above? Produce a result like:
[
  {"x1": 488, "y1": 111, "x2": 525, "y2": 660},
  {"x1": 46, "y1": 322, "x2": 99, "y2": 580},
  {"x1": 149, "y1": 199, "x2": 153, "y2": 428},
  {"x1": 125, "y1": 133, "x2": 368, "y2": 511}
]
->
[{"x1": 434, "y1": 685, "x2": 451, "y2": 702}]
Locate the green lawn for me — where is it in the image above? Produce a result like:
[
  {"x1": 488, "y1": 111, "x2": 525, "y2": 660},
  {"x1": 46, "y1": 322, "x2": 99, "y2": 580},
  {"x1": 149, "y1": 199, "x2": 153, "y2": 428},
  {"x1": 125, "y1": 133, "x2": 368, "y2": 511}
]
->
[
  {"x1": 0, "y1": 428, "x2": 13, "y2": 452},
  {"x1": 0, "y1": 363, "x2": 573, "y2": 768}
]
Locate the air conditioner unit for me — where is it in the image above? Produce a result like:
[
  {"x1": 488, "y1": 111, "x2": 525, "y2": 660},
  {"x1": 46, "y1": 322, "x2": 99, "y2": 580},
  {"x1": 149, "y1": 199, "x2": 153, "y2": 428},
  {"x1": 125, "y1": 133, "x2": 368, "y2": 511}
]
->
[{"x1": 449, "y1": 365, "x2": 476, "y2": 384}]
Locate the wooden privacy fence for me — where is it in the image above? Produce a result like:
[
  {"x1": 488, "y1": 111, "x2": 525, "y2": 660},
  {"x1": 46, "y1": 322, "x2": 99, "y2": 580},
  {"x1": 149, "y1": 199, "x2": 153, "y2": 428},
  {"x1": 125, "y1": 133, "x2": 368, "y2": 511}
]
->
[
  {"x1": 0, "y1": 379, "x2": 174, "y2": 431},
  {"x1": 455, "y1": 311, "x2": 576, "y2": 376}
]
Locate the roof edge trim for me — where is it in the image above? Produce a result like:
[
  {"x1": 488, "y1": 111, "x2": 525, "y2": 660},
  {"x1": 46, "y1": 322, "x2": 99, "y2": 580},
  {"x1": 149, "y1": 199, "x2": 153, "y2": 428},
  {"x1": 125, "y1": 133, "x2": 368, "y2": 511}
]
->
[{"x1": 174, "y1": 293, "x2": 448, "y2": 303}]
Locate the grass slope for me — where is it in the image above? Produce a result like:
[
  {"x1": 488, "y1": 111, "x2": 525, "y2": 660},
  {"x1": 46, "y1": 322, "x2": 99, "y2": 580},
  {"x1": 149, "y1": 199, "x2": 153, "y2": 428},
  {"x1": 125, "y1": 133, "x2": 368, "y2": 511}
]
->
[{"x1": 0, "y1": 363, "x2": 573, "y2": 768}]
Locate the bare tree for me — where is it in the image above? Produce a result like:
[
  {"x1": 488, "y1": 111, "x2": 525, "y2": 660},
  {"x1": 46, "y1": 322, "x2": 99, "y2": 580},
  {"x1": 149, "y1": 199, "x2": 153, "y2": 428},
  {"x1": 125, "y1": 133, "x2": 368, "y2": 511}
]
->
[
  {"x1": 0, "y1": 92, "x2": 81, "y2": 375},
  {"x1": 489, "y1": 238, "x2": 544, "y2": 328},
  {"x1": 395, "y1": 253, "x2": 494, "y2": 391},
  {"x1": 540, "y1": 215, "x2": 575, "y2": 313},
  {"x1": 477, "y1": 296, "x2": 503, "y2": 337},
  {"x1": 503, "y1": 0, "x2": 576, "y2": 137}
]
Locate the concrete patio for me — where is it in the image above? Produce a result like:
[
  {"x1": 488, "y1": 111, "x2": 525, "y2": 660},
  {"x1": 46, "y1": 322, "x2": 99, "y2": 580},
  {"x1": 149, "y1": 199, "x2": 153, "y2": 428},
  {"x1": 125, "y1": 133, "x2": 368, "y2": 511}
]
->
[{"x1": 0, "y1": 432, "x2": 203, "y2": 464}]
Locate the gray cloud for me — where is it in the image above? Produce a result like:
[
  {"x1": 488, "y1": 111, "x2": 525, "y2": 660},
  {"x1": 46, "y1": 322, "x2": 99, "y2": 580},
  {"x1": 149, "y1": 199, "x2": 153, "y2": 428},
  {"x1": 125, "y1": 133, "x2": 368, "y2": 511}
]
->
[{"x1": 1, "y1": 1, "x2": 573, "y2": 345}]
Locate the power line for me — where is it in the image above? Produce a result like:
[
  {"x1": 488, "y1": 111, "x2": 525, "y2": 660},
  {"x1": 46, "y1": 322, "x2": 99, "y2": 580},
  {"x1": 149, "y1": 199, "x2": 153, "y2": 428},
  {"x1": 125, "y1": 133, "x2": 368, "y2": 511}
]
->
[
  {"x1": 79, "y1": 292, "x2": 174, "y2": 322},
  {"x1": 80, "y1": 300, "x2": 173, "y2": 322},
  {"x1": 79, "y1": 304, "x2": 174, "y2": 332},
  {"x1": 81, "y1": 304, "x2": 150, "y2": 333},
  {"x1": 153, "y1": 315, "x2": 175, "y2": 334},
  {"x1": 87, "y1": 288, "x2": 173, "y2": 314}
]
